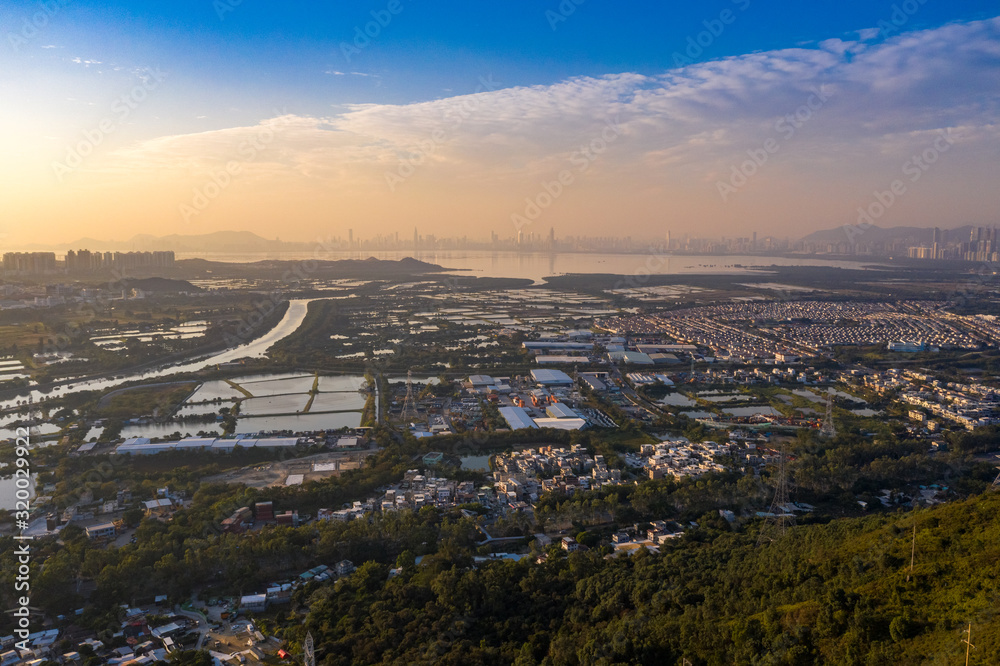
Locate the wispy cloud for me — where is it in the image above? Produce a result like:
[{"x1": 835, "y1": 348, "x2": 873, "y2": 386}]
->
[{"x1": 92, "y1": 16, "x2": 1000, "y2": 232}]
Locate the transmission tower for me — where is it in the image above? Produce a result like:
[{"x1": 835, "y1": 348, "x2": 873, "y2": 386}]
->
[
  {"x1": 303, "y1": 632, "x2": 315, "y2": 666},
  {"x1": 906, "y1": 522, "x2": 916, "y2": 582},
  {"x1": 757, "y1": 441, "x2": 794, "y2": 545},
  {"x1": 401, "y1": 370, "x2": 417, "y2": 420},
  {"x1": 962, "y1": 624, "x2": 975, "y2": 666},
  {"x1": 819, "y1": 394, "x2": 837, "y2": 438},
  {"x1": 26, "y1": 396, "x2": 40, "y2": 439}
]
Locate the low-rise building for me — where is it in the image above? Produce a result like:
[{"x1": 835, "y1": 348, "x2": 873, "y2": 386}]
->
[
  {"x1": 239, "y1": 594, "x2": 267, "y2": 613},
  {"x1": 85, "y1": 523, "x2": 117, "y2": 540}
]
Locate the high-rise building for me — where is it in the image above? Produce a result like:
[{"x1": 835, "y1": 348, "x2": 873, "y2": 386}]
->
[
  {"x1": 2, "y1": 252, "x2": 56, "y2": 274},
  {"x1": 62, "y1": 250, "x2": 174, "y2": 272}
]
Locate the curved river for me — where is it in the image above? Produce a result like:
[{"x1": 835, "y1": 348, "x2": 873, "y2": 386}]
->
[{"x1": 0, "y1": 299, "x2": 320, "y2": 409}]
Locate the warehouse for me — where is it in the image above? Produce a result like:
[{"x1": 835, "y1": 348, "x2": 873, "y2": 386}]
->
[
  {"x1": 546, "y1": 402, "x2": 579, "y2": 419},
  {"x1": 533, "y1": 417, "x2": 587, "y2": 430},
  {"x1": 608, "y1": 351, "x2": 655, "y2": 365},
  {"x1": 580, "y1": 373, "x2": 608, "y2": 391},
  {"x1": 523, "y1": 341, "x2": 593, "y2": 352},
  {"x1": 117, "y1": 435, "x2": 301, "y2": 454},
  {"x1": 499, "y1": 406, "x2": 539, "y2": 430},
  {"x1": 535, "y1": 355, "x2": 589, "y2": 364},
  {"x1": 530, "y1": 369, "x2": 574, "y2": 386}
]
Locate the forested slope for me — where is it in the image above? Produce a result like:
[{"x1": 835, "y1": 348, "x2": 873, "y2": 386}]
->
[{"x1": 292, "y1": 492, "x2": 1000, "y2": 665}]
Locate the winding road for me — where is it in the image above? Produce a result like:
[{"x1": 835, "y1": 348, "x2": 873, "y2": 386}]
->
[{"x1": 174, "y1": 604, "x2": 210, "y2": 650}]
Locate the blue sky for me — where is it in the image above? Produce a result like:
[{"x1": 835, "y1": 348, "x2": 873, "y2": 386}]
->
[
  {"x1": 1, "y1": 0, "x2": 999, "y2": 245},
  {"x1": 6, "y1": 0, "x2": 999, "y2": 125}
]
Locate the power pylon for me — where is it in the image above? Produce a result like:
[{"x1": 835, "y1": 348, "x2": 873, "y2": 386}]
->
[
  {"x1": 304, "y1": 632, "x2": 315, "y2": 666},
  {"x1": 401, "y1": 370, "x2": 417, "y2": 420},
  {"x1": 757, "y1": 441, "x2": 794, "y2": 545},
  {"x1": 906, "y1": 522, "x2": 916, "y2": 582},
  {"x1": 962, "y1": 624, "x2": 975, "y2": 666},
  {"x1": 820, "y1": 394, "x2": 837, "y2": 438}
]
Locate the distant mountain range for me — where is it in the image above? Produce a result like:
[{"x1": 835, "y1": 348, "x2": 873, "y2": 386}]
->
[
  {"x1": 798, "y1": 224, "x2": 978, "y2": 245},
  {"x1": 24, "y1": 231, "x2": 315, "y2": 253},
  {"x1": 20, "y1": 226, "x2": 992, "y2": 254}
]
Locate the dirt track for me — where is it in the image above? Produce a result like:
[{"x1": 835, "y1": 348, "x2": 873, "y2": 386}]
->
[{"x1": 201, "y1": 449, "x2": 375, "y2": 488}]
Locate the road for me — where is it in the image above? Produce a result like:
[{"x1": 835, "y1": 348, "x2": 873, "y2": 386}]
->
[
  {"x1": 608, "y1": 363, "x2": 666, "y2": 420},
  {"x1": 476, "y1": 524, "x2": 528, "y2": 546},
  {"x1": 174, "y1": 604, "x2": 209, "y2": 650}
]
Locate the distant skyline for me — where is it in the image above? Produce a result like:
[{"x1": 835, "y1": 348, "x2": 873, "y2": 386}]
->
[
  {"x1": 3, "y1": 221, "x2": 992, "y2": 253},
  {"x1": 2, "y1": 1, "x2": 999, "y2": 247}
]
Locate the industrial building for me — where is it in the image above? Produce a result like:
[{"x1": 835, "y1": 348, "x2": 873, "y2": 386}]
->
[
  {"x1": 608, "y1": 351, "x2": 655, "y2": 365},
  {"x1": 534, "y1": 355, "x2": 590, "y2": 364},
  {"x1": 546, "y1": 403, "x2": 579, "y2": 419},
  {"x1": 523, "y1": 341, "x2": 593, "y2": 352},
  {"x1": 530, "y1": 369, "x2": 574, "y2": 386},
  {"x1": 499, "y1": 406, "x2": 539, "y2": 430},
  {"x1": 579, "y1": 373, "x2": 609, "y2": 391},
  {"x1": 533, "y1": 417, "x2": 587, "y2": 430},
  {"x1": 116, "y1": 435, "x2": 302, "y2": 454},
  {"x1": 499, "y1": 403, "x2": 586, "y2": 431}
]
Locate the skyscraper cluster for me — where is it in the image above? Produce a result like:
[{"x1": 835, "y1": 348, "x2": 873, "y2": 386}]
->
[{"x1": 907, "y1": 227, "x2": 998, "y2": 261}]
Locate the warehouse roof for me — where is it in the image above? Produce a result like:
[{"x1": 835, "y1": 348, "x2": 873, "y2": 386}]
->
[
  {"x1": 499, "y1": 406, "x2": 539, "y2": 430},
  {"x1": 531, "y1": 369, "x2": 574, "y2": 385}
]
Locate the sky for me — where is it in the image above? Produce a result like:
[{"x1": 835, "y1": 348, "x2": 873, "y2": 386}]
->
[{"x1": 1, "y1": 0, "x2": 999, "y2": 248}]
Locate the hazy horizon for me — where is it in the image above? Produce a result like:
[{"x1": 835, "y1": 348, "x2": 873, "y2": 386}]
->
[{"x1": 2, "y1": 222, "x2": 993, "y2": 255}]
